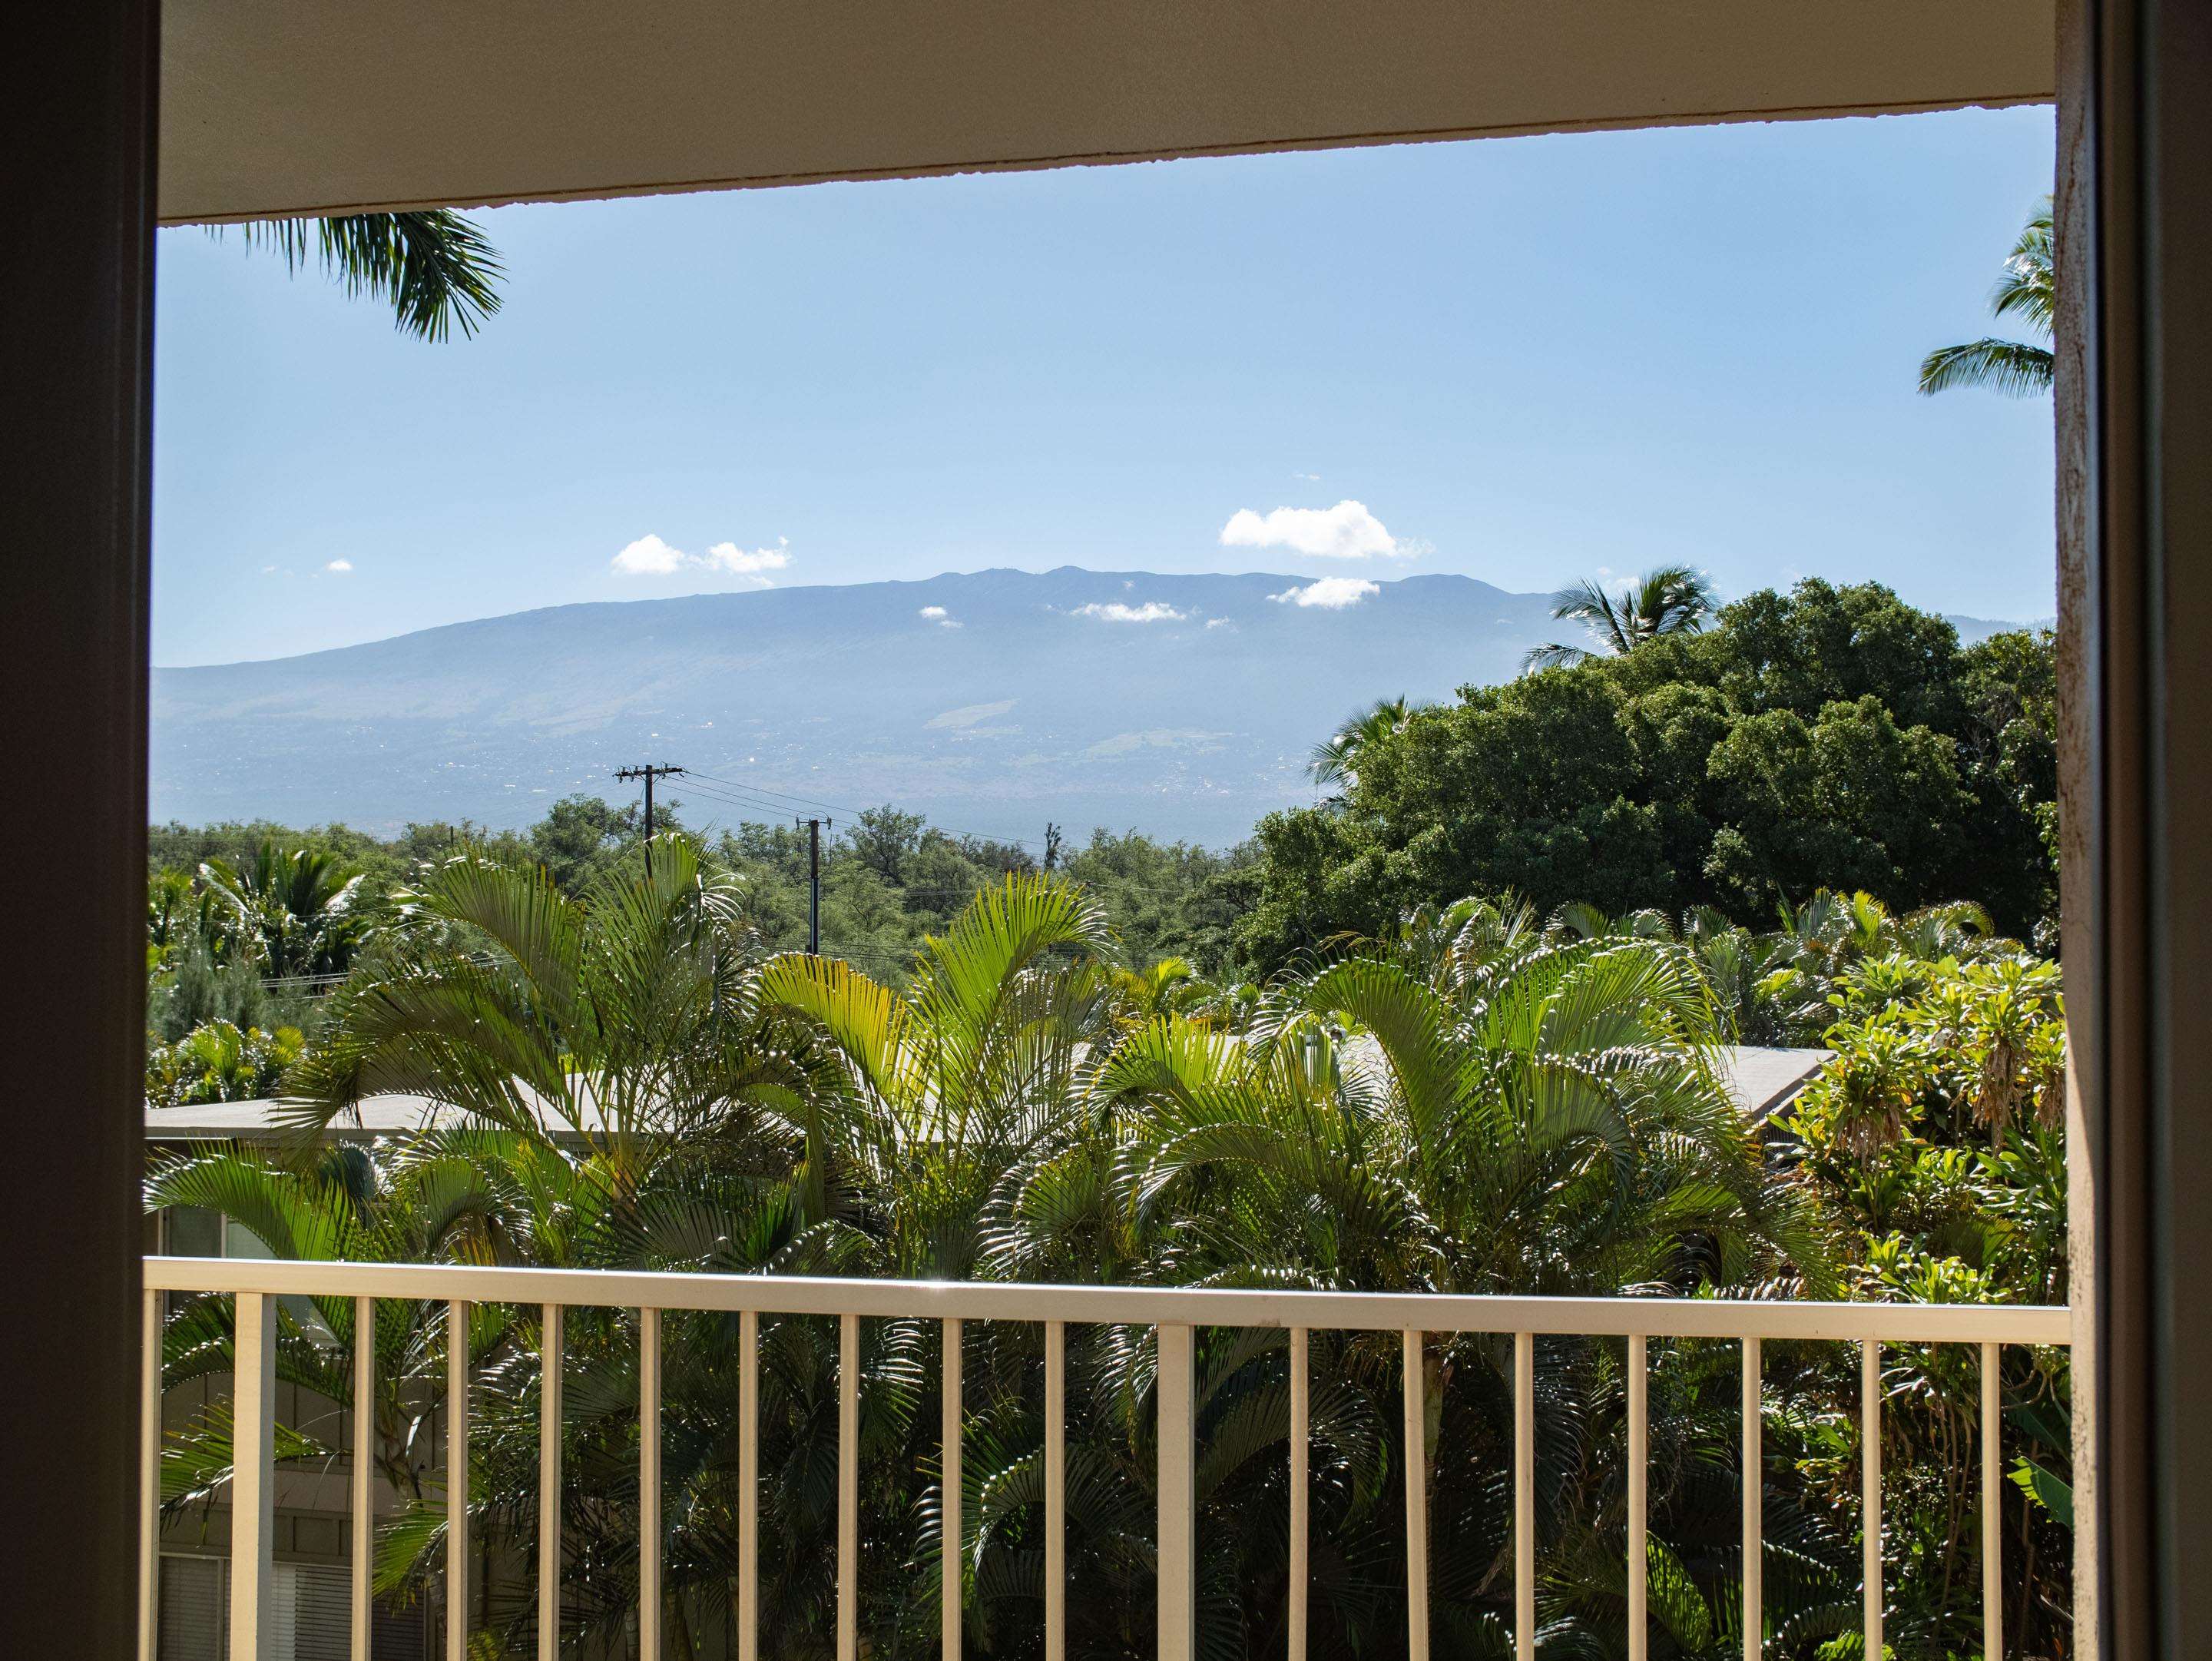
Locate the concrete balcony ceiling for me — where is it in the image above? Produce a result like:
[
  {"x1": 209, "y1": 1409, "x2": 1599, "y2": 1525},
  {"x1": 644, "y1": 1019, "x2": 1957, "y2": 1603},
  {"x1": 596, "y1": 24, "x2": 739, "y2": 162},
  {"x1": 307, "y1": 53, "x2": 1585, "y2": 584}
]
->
[{"x1": 160, "y1": 0, "x2": 2056, "y2": 224}]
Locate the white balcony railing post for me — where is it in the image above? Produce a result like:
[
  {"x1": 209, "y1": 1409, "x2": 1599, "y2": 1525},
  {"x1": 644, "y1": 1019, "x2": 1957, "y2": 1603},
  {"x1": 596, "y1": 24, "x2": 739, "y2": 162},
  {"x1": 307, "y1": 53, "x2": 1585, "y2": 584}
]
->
[
  {"x1": 1741, "y1": 1338, "x2": 1761, "y2": 1661},
  {"x1": 1044, "y1": 1318, "x2": 1066, "y2": 1661},
  {"x1": 448, "y1": 1299, "x2": 469, "y2": 1661},
  {"x1": 1515, "y1": 1331, "x2": 1535, "y2": 1661},
  {"x1": 839, "y1": 1312, "x2": 859, "y2": 1661},
  {"x1": 1157, "y1": 1321, "x2": 1196, "y2": 1661},
  {"x1": 231, "y1": 1289, "x2": 276, "y2": 1661},
  {"x1": 539, "y1": 1303, "x2": 562, "y2": 1661},
  {"x1": 1288, "y1": 1326, "x2": 1309, "y2": 1661},
  {"x1": 353, "y1": 1296, "x2": 375, "y2": 1661},
  {"x1": 641, "y1": 1307, "x2": 662, "y2": 1661},
  {"x1": 1403, "y1": 1330, "x2": 1428, "y2": 1661},
  {"x1": 942, "y1": 1316, "x2": 962, "y2": 1659},
  {"x1": 140, "y1": 1288, "x2": 162, "y2": 1661},
  {"x1": 1627, "y1": 1334, "x2": 1647, "y2": 1661},
  {"x1": 1862, "y1": 1339, "x2": 1882, "y2": 1661},
  {"x1": 739, "y1": 1308, "x2": 759, "y2": 1661},
  {"x1": 1983, "y1": 1342, "x2": 2002, "y2": 1661}
]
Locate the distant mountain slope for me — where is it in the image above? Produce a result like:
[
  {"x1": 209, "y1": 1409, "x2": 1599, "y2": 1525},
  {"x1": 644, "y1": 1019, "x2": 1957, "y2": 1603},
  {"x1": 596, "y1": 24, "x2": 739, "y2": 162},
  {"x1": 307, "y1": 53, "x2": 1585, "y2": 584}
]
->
[
  {"x1": 150, "y1": 569, "x2": 2030, "y2": 846},
  {"x1": 1945, "y1": 612, "x2": 2052, "y2": 646}
]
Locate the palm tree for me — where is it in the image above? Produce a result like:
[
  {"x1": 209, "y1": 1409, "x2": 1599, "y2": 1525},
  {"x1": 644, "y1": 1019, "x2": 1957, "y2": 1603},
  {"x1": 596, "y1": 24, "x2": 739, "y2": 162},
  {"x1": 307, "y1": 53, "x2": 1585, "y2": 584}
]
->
[
  {"x1": 757, "y1": 870, "x2": 1119, "y2": 1280},
  {"x1": 1524, "y1": 564, "x2": 1720, "y2": 671},
  {"x1": 199, "y1": 841, "x2": 368, "y2": 980},
  {"x1": 284, "y1": 834, "x2": 818, "y2": 1172},
  {"x1": 220, "y1": 211, "x2": 505, "y2": 341},
  {"x1": 1919, "y1": 195, "x2": 2055, "y2": 396},
  {"x1": 1309, "y1": 695, "x2": 1417, "y2": 793}
]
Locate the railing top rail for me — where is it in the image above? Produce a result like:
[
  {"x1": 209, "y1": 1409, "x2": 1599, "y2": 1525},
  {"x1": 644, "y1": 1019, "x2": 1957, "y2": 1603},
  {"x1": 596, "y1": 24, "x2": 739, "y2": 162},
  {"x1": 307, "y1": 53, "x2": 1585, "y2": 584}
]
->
[{"x1": 142, "y1": 1255, "x2": 2071, "y2": 1345}]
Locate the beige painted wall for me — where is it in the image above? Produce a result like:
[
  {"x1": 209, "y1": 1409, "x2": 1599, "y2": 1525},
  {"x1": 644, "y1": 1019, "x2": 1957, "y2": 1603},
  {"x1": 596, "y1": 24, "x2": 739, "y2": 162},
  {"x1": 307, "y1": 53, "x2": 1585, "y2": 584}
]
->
[{"x1": 162, "y1": 0, "x2": 2053, "y2": 223}]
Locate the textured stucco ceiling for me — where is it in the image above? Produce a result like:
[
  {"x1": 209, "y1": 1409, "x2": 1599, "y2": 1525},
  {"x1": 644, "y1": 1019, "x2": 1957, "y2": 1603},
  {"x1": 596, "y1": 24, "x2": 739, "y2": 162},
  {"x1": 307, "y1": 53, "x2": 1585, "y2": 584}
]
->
[{"x1": 160, "y1": 0, "x2": 2055, "y2": 224}]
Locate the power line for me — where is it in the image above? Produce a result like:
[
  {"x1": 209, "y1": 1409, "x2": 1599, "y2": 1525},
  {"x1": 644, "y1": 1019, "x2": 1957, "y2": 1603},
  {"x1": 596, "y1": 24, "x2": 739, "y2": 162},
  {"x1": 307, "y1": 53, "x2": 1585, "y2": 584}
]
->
[
  {"x1": 686, "y1": 768, "x2": 1038, "y2": 850},
  {"x1": 684, "y1": 771, "x2": 863, "y2": 817},
  {"x1": 676, "y1": 782, "x2": 818, "y2": 821}
]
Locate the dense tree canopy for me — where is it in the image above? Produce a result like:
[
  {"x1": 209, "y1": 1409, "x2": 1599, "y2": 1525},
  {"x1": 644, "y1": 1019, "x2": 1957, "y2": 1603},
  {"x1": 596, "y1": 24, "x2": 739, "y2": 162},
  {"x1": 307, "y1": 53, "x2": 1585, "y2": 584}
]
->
[{"x1": 1233, "y1": 581, "x2": 2056, "y2": 977}]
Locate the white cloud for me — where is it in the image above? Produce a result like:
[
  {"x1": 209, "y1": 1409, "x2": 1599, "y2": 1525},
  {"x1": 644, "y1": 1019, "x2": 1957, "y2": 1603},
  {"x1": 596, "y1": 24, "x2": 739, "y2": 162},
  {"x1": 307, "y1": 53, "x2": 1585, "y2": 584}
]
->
[
  {"x1": 611, "y1": 532, "x2": 789, "y2": 586},
  {"x1": 704, "y1": 539, "x2": 791, "y2": 575},
  {"x1": 1205, "y1": 618, "x2": 1234, "y2": 631},
  {"x1": 611, "y1": 533, "x2": 686, "y2": 575},
  {"x1": 1072, "y1": 601, "x2": 1188, "y2": 624},
  {"x1": 918, "y1": 605, "x2": 962, "y2": 628},
  {"x1": 1269, "y1": 577, "x2": 1380, "y2": 610},
  {"x1": 1220, "y1": 499, "x2": 1403, "y2": 560},
  {"x1": 324, "y1": 558, "x2": 353, "y2": 574}
]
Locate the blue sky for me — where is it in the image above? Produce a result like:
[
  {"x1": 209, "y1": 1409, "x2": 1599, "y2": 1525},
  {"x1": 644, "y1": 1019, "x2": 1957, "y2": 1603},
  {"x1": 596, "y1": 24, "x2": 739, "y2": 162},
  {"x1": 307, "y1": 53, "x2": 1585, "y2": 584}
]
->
[{"x1": 153, "y1": 105, "x2": 2057, "y2": 667}]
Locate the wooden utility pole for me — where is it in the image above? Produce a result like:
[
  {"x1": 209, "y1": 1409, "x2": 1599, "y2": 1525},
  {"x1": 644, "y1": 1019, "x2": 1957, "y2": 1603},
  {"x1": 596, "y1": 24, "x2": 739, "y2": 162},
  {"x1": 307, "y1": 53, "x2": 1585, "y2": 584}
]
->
[
  {"x1": 614, "y1": 764, "x2": 685, "y2": 879},
  {"x1": 805, "y1": 817, "x2": 823, "y2": 953}
]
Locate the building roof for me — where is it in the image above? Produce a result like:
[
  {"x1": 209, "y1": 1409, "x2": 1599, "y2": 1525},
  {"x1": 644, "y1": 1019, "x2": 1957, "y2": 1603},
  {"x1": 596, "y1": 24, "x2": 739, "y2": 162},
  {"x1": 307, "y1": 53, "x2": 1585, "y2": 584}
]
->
[
  {"x1": 145, "y1": 1092, "x2": 584, "y2": 1144},
  {"x1": 144, "y1": 1045, "x2": 1832, "y2": 1143},
  {"x1": 1719, "y1": 1046, "x2": 1833, "y2": 1128}
]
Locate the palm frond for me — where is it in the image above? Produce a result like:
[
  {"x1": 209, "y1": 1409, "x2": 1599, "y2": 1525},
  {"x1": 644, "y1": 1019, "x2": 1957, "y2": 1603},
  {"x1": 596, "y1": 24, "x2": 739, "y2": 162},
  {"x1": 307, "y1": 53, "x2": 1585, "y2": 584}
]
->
[
  {"x1": 1917, "y1": 337, "x2": 2055, "y2": 397},
  {"x1": 224, "y1": 210, "x2": 505, "y2": 340},
  {"x1": 1524, "y1": 641, "x2": 1597, "y2": 673},
  {"x1": 1920, "y1": 194, "x2": 2057, "y2": 397}
]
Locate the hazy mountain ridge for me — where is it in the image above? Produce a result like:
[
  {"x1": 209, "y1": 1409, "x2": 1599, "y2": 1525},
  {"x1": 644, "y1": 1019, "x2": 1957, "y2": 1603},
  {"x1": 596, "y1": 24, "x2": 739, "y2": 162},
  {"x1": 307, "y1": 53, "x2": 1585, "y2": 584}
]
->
[{"x1": 151, "y1": 568, "x2": 2035, "y2": 846}]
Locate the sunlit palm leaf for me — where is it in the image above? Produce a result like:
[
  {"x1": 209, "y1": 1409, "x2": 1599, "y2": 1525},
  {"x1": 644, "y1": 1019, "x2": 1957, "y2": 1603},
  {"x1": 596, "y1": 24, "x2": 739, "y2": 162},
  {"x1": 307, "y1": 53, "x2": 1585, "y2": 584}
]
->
[{"x1": 226, "y1": 211, "x2": 505, "y2": 341}]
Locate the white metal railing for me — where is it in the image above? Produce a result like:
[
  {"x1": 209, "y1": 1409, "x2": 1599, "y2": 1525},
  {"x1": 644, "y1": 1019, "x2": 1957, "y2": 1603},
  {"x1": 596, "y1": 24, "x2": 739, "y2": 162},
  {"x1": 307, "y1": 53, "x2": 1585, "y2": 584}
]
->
[{"x1": 140, "y1": 1256, "x2": 2071, "y2": 1661}]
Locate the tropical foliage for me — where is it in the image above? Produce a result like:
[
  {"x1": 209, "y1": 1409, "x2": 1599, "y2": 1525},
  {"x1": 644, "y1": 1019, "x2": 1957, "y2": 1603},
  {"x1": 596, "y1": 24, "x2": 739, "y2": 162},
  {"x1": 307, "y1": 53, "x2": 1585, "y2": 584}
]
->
[
  {"x1": 219, "y1": 211, "x2": 505, "y2": 341},
  {"x1": 1310, "y1": 696, "x2": 1423, "y2": 794},
  {"x1": 145, "y1": 1019, "x2": 305, "y2": 1108},
  {"x1": 148, "y1": 850, "x2": 2066, "y2": 1659},
  {"x1": 1778, "y1": 948, "x2": 2072, "y2": 1656},
  {"x1": 1237, "y1": 580, "x2": 2057, "y2": 977},
  {"x1": 1525, "y1": 564, "x2": 1720, "y2": 671},
  {"x1": 1919, "y1": 197, "x2": 2056, "y2": 399}
]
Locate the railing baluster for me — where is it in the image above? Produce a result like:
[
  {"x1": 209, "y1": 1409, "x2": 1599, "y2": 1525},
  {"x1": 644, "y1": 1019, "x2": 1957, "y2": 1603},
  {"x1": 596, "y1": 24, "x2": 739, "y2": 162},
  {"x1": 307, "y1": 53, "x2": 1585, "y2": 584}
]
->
[
  {"x1": 232, "y1": 1290, "x2": 275, "y2": 1661},
  {"x1": 943, "y1": 1316, "x2": 962, "y2": 1658},
  {"x1": 1628, "y1": 1334, "x2": 1646, "y2": 1661},
  {"x1": 1045, "y1": 1318, "x2": 1066, "y2": 1661},
  {"x1": 641, "y1": 1307, "x2": 661, "y2": 1661},
  {"x1": 1515, "y1": 1331, "x2": 1534, "y2": 1661},
  {"x1": 1983, "y1": 1341, "x2": 2002, "y2": 1661},
  {"x1": 140, "y1": 1287, "x2": 161, "y2": 1661},
  {"x1": 449, "y1": 1298, "x2": 469, "y2": 1661},
  {"x1": 740, "y1": 1308, "x2": 759, "y2": 1661},
  {"x1": 1158, "y1": 1321, "x2": 1197, "y2": 1661},
  {"x1": 354, "y1": 1296, "x2": 375, "y2": 1661},
  {"x1": 539, "y1": 1303, "x2": 562, "y2": 1661},
  {"x1": 839, "y1": 1312, "x2": 859, "y2": 1661},
  {"x1": 1863, "y1": 1339, "x2": 1882, "y2": 1661},
  {"x1": 1290, "y1": 1326, "x2": 1308, "y2": 1661},
  {"x1": 1403, "y1": 1330, "x2": 1428, "y2": 1661},
  {"x1": 1741, "y1": 1338, "x2": 1760, "y2": 1661}
]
